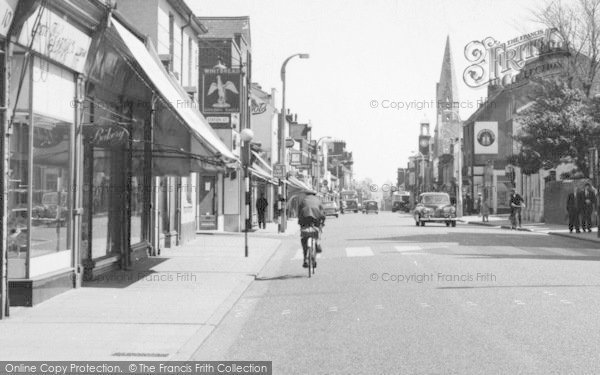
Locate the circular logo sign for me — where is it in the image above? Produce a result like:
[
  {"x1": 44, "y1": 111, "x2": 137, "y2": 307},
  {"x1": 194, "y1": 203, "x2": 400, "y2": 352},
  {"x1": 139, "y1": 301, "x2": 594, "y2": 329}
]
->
[
  {"x1": 477, "y1": 129, "x2": 495, "y2": 147},
  {"x1": 419, "y1": 139, "x2": 428, "y2": 147}
]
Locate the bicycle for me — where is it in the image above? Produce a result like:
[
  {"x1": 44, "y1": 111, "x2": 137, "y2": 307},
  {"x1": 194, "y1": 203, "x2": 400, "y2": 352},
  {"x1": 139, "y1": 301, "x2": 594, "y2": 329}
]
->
[{"x1": 301, "y1": 225, "x2": 319, "y2": 278}]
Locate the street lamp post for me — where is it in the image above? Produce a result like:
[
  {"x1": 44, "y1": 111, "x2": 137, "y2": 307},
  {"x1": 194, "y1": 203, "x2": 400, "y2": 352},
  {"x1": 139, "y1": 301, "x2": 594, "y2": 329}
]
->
[
  {"x1": 278, "y1": 53, "x2": 309, "y2": 233},
  {"x1": 315, "y1": 136, "x2": 333, "y2": 194},
  {"x1": 241, "y1": 128, "x2": 254, "y2": 257},
  {"x1": 451, "y1": 137, "x2": 463, "y2": 217}
]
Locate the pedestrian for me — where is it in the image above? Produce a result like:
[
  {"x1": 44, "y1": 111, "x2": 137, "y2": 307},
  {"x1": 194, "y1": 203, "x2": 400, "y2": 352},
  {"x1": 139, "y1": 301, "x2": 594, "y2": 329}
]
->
[
  {"x1": 256, "y1": 192, "x2": 268, "y2": 229},
  {"x1": 578, "y1": 182, "x2": 596, "y2": 233},
  {"x1": 566, "y1": 185, "x2": 580, "y2": 233},
  {"x1": 464, "y1": 193, "x2": 472, "y2": 215},
  {"x1": 476, "y1": 193, "x2": 482, "y2": 217},
  {"x1": 481, "y1": 196, "x2": 489, "y2": 222},
  {"x1": 509, "y1": 188, "x2": 525, "y2": 229}
]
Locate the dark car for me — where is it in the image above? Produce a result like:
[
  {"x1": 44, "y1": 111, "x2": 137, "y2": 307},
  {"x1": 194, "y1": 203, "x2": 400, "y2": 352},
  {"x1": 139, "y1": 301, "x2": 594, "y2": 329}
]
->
[
  {"x1": 345, "y1": 200, "x2": 359, "y2": 213},
  {"x1": 362, "y1": 200, "x2": 379, "y2": 214},
  {"x1": 322, "y1": 201, "x2": 339, "y2": 218},
  {"x1": 413, "y1": 192, "x2": 456, "y2": 227}
]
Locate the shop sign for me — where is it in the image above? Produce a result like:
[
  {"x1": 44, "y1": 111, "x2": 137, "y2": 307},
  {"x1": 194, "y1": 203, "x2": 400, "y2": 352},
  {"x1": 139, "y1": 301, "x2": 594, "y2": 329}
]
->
[
  {"x1": 251, "y1": 95, "x2": 267, "y2": 115},
  {"x1": 273, "y1": 164, "x2": 286, "y2": 179},
  {"x1": 0, "y1": 0, "x2": 16, "y2": 37},
  {"x1": 84, "y1": 125, "x2": 129, "y2": 147},
  {"x1": 474, "y1": 121, "x2": 498, "y2": 155},
  {"x1": 463, "y1": 29, "x2": 563, "y2": 88},
  {"x1": 33, "y1": 126, "x2": 67, "y2": 148},
  {"x1": 201, "y1": 68, "x2": 242, "y2": 113},
  {"x1": 205, "y1": 115, "x2": 231, "y2": 129},
  {"x1": 18, "y1": 7, "x2": 92, "y2": 72}
]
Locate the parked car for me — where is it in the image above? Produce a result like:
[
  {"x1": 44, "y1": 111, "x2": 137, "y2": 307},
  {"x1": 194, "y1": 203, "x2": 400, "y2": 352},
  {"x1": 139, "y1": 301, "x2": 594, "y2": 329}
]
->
[
  {"x1": 322, "y1": 201, "x2": 339, "y2": 218},
  {"x1": 413, "y1": 192, "x2": 456, "y2": 227},
  {"x1": 362, "y1": 200, "x2": 379, "y2": 214}
]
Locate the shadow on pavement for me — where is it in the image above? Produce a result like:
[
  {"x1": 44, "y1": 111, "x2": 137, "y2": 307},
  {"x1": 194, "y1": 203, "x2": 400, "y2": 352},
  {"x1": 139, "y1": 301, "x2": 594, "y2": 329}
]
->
[
  {"x1": 83, "y1": 256, "x2": 169, "y2": 288},
  {"x1": 255, "y1": 274, "x2": 307, "y2": 281}
]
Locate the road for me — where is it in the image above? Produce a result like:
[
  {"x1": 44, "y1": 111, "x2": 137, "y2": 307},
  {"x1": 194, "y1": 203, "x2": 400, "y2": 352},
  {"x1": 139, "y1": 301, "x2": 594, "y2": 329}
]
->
[{"x1": 192, "y1": 211, "x2": 600, "y2": 374}]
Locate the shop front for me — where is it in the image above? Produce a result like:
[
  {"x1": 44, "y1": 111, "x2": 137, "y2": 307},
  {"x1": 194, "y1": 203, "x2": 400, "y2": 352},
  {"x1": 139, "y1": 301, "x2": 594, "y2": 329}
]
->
[{"x1": 7, "y1": 4, "x2": 92, "y2": 305}]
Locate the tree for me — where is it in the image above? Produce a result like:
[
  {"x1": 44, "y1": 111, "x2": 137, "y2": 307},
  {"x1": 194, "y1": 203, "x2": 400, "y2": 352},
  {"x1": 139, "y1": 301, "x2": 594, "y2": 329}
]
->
[
  {"x1": 535, "y1": 0, "x2": 600, "y2": 98},
  {"x1": 512, "y1": 78, "x2": 598, "y2": 175}
]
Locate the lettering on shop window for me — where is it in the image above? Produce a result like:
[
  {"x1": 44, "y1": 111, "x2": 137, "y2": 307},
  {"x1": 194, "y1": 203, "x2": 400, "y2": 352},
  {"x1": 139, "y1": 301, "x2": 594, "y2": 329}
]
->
[{"x1": 84, "y1": 125, "x2": 129, "y2": 147}]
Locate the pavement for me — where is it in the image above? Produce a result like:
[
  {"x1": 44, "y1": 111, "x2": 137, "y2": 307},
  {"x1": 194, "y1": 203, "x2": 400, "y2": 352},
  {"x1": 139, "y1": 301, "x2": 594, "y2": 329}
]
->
[
  {"x1": 197, "y1": 219, "x2": 299, "y2": 237},
  {"x1": 460, "y1": 214, "x2": 600, "y2": 244},
  {"x1": 0, "y1": 224, "x2": 290, "y2": 360}
]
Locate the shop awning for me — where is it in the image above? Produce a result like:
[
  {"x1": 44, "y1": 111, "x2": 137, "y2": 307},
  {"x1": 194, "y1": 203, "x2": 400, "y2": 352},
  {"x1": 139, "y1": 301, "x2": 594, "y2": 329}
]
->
[
  {"x1": 111, "y1": 19, "x2": 237, "y2": 163},
  {"x1": 286, "y1": 176, "x2": 315, "y2": 193}
]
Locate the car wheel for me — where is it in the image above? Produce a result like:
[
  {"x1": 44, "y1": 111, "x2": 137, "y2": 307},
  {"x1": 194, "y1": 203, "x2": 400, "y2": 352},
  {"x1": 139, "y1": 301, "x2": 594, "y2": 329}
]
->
[
  {"x1": 336, "y1": 214, "x2": 339, "y2": 218},
  {"x1": 446, "y1": 221, "x2": 450, "y2": 227},
  {"x1": 451, "y1": 221, "x2": 456, "y2": 227}
]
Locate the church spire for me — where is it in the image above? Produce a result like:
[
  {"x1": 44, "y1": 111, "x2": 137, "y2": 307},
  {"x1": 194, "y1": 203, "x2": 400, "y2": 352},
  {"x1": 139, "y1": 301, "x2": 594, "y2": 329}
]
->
[{"x1": 437, "y1": 35, "x2": 458, "y2": 116}]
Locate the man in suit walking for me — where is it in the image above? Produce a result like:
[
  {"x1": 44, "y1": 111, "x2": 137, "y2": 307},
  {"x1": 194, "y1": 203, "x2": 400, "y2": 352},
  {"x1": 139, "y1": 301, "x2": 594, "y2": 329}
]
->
[
  {"x1": 567, "y1": 185, "x2": 580, "y2": 233},
  {"x1": 578, "y1": 182, "x2": 596, "y2": 232}
]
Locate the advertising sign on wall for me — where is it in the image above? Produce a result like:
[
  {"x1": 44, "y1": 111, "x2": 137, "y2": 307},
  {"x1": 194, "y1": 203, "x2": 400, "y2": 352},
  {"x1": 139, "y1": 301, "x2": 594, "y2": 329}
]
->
[
  {"x1": 474, "y1": 121, "x2": 498, "y2": 154},
  {"x1": 201, "y1": 68, "x2": 242, "y2": 113},
  {"x1": 18, "y1": 7, "x2": 92, "y2": 72}
]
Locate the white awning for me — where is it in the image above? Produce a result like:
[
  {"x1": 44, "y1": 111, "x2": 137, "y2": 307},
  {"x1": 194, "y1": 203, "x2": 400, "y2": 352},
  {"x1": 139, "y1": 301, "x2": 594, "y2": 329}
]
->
[{"x1": 112, "y1": 19, "x2": 236, "y2": 162}]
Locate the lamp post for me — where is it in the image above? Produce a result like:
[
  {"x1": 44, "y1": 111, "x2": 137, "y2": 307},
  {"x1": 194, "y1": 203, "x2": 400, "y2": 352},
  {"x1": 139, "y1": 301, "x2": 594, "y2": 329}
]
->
[
  {"x1": 412, "y1": 151, "x2": 426, "y2": 193},
  {"x1": 315, "y1": 136, "x2": 333, "y2": 194},
  {"x1": 241, "y1": 128, "x2": 254, "y2": 257},
  {"x1": 278, "y1": 53, "x2": 309, "y2": 233},
  {"x1": 451, "y1": 137, "x2": 463, "y2": 217}
]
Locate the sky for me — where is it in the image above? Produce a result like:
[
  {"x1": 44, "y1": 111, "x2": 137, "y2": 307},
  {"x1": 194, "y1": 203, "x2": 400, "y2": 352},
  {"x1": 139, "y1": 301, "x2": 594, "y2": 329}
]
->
[{"x1": 187, "y1": 0, "x2": 545, "y2": 186}]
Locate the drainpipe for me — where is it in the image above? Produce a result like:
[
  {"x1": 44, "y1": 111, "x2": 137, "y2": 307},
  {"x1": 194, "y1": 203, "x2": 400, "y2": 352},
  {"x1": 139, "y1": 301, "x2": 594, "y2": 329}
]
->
[{"x1": 180, "y1": 14, "x2": 192, "y2": 86}]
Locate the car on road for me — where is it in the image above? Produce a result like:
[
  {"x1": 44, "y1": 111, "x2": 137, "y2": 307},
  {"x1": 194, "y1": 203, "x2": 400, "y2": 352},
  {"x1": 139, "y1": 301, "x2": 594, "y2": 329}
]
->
[
  {"x1": 413, "y1": 192, "x2": 456, "y2": 227},
  {"x1": 345, "y1": 200, "x2": 359, "y2": 213},
  {"x1": 322, "y1": 201, "x2": 339, "y2": 218},
  {"x1": 362, "y1": 200, "x2": 379, "y2": 214}
]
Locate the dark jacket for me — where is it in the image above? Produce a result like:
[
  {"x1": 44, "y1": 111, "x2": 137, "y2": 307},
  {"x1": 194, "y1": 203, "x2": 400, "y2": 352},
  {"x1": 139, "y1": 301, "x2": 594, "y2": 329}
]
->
[
  {"x1": 256, "y1": 197, "x2": 268, "y2": 212},
  {"x1": 567, "y1": 192, "x2": 579, "y2": 213},
  {"x1": 298, "y1": 194, "x2": 325, "y2": 226},
  {"x1": 577, "y1": 189, "x2": 596, "y2": 212}
]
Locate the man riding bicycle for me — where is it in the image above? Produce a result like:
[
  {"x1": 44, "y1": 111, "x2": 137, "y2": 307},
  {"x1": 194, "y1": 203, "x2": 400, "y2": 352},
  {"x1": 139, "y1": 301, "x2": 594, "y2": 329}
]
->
[{"x1": 298, "y1": 190, "x2": 325, "y2": 269}]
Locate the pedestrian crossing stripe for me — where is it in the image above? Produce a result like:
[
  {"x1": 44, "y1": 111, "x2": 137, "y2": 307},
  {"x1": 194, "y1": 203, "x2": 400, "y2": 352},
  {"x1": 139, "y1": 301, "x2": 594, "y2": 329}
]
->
[
  {"x1": 394, "y1": 245, "x2": 422, "y2": 252},
  {"x1": 345, "y1": 247, "x2": 374, "y2": 257}
]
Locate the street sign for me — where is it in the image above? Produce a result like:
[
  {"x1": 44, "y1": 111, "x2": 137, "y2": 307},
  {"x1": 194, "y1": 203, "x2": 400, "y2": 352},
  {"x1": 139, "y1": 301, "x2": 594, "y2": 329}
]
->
[
  {"x1": 285, "y1": 138, "x2": 295, "y2": 148},
  {"x1": 273, "y1": 164, "x2": 286, "y2": 179}
]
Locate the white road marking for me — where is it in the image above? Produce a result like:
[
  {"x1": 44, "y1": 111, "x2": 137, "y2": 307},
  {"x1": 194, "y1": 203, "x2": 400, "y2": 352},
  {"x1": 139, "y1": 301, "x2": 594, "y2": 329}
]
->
[
  {"x1": 560, "y1": 299, "x2": 572, "y2": 304},
  {"x1": 375, "y1": 304, "x2": 384, "y2": 310},
  {"x1": 328, "y1": 306, "x2": 338, "y2": 312},
  {"x1": 234, "y1": 312, "x2": 244, "y2": 318},
  {"x1": 281, "y1": 309, "x2": 291, "y2": 315},
  {"x1": 543, "y1": 291, "x2": 556, "y2": 296},
  {"x1": 466, "y1": 301, "x2": 477, "y2": 306},
  {"x1": 420, "y1": 303, "x2": 431, "y2": 308},
  {"x1": 514, "y1": 300, "x2": 526, "y2": 305},
  {"x1": 394, "y1": 245, "x2": 422, "y2": 252},
  {"x1": 345, "y1": 247, "x2": 374, "y2": 257}
]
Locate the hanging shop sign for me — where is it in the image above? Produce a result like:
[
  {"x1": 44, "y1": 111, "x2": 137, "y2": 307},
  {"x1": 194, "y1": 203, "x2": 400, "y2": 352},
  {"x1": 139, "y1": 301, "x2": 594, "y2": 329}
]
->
[
  {"x1": 474, "y1": 121, "x2": 498, "y2": 155},
  {"x1": 463, "y1": 29, "x2": 563, "y2": 88},
  {"x1": 83, "y1": 124, "x2": 129, "y2": 148},
  {"x1": 18, "y1": 7, "x2": 92, "y2": 72},
  {"x1": 201, "y1": 68, "x2": 242, "y2": 114}
]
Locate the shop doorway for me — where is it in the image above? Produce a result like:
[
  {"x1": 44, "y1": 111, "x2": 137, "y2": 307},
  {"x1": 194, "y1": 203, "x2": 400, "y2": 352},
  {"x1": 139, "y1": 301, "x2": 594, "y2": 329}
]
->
[{"x1": 197, "y1": 175, "x2": 217, "y2": 230}]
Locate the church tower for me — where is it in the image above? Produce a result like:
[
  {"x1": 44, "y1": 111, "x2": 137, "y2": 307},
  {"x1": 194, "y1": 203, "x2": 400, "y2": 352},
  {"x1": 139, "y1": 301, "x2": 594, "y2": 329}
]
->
[{"x1": 434, "y1": 35, "x2": 462, "y2": 191}]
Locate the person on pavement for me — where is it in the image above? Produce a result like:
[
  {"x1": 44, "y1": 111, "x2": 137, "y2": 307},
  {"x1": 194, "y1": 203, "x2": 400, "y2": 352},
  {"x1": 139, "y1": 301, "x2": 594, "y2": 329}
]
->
[
  {"x1": 509, "y1": 188, "x2": 525, "y2": 229},
  {"x1": 256, "y1": 193, "x2": 268, "y2": 229},
  {"x1": 298, "y1": 190, "x2": 326, "y2": 269},
  {"x1": 567, "y1": 185, "x2": 581, "y2": 233},
  {"x1": 578, "y1": 182, "x2": 596, "y2": 233}
]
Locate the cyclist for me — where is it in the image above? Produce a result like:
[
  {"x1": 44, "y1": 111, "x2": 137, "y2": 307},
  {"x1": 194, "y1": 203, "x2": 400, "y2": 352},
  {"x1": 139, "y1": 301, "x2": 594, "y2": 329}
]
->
[{"x1": 298, "y1": 189, "x2": 325, "y2": 268}]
